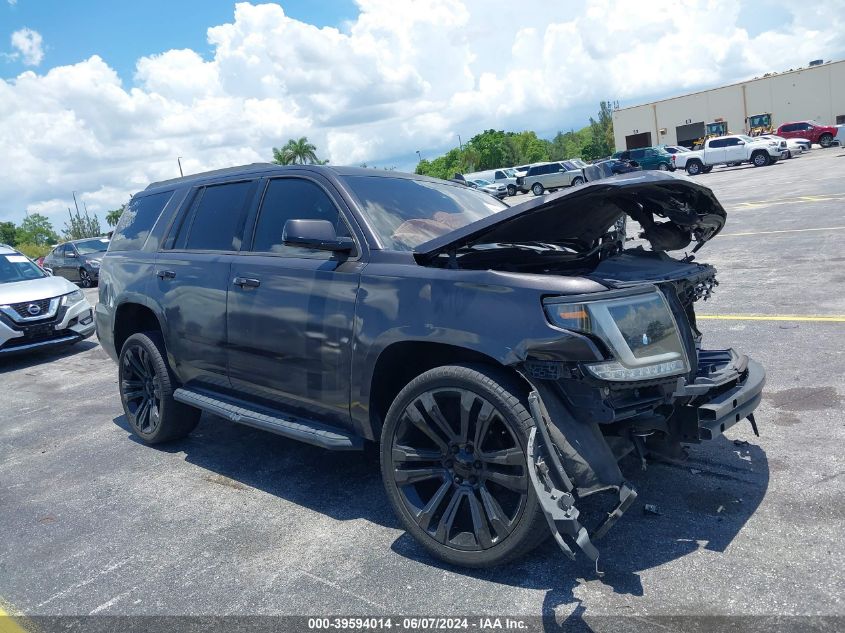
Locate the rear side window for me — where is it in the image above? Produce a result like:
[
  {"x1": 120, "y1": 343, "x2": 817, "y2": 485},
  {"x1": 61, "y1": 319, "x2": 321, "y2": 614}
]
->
[
  {"x1": 171, "y1": 181, "x2": 254, "y2": 251},
  {"x1": 494, "y1": 170, "x2": 505, "y2": 179},
  {"x1": 630, "y1": 150, "x2": 644, "y2": 159},
  {"x1": 110, "y1": 191, "x2": 173, "y2": 252},
  {"x1": 250, "y1": 178, "x2": 349, "y2": 255}
]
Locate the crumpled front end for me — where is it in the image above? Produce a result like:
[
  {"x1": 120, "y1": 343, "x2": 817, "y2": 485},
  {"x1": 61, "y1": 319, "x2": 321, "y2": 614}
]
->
[{"x1": 518, "y1": 270, "x2": 766, "y2": 572}]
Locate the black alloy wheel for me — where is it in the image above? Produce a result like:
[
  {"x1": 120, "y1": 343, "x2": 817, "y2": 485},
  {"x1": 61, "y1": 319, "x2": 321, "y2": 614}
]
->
[
  {"x1": 121, "y1": 342, "x2": 162, "y2": 435},
  {"x1": 118, "y1": 332, "x2": 200, "y2": 444},
  {"x1": 381, "y1": 365, "x2": 546, "y2": 567},
  {"x1": 79, "y1": 268, "x2": 93, "y2": 288}
]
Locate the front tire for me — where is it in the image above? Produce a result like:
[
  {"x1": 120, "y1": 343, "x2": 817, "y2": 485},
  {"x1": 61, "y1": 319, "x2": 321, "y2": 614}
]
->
[
  {"x1": 571, "y1": 176, "x2": 584, "y2": 186},
  {"x1": 819, "y1": 133, "x2": 833, "y2": 148},
  {"x1": 119, "y1": 332, "x2": 200, "y2": 444},
  {"x1": 531, "y1": 182, "x2": 544, "y2": 196},
  {"x1": 79, "y1": 268, "x2": 94, "y2": 288},
  {"x1": 380, "y1": 364, "x2": 546, "y2": 568},
  {"x1": 752, "y1": 151, "x2": 769, "y2": 167}
]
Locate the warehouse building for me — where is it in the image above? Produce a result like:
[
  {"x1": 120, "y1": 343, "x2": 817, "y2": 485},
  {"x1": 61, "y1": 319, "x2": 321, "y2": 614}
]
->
[{"x1": 612, "y1": 59, "x2": 845, "y2": 150}]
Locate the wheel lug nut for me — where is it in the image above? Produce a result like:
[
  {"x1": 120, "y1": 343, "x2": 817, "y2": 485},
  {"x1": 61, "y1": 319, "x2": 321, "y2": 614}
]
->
[
  {"x1": 451, "y1": 445, "x2": 459, "y2": 454},
  {"x1": 454, "y1": 475, "x2": 462, "y2": 484},
  {"x1": 474, "y1": 460, "x2": 482, "y2": 469},
  {"x1": 444, "y1": 459, "x2": 453, "y2": 468},
  {"x1": 466, "y1": 443, "x2": 474, "y2": 453}
]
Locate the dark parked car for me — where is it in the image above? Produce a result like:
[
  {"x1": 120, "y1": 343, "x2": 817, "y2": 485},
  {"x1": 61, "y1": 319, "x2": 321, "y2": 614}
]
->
[
  {"x1": 612, "y1": 146, "x2": 674, "y2": 171},
  {"x1": 584, "y1": 158, "x2": 642, "y2": 181},
  {"x1": 97, "y1": 165, "x2": 765, "y2": 570},
  {"x1": 43, "y1": 237, "x2": 110, "y2": 287}
]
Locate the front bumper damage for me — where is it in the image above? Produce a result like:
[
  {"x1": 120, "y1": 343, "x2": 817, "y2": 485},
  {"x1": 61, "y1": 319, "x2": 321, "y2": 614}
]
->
[{"x1": 523, "y1": 348, "x2": 765, "y2": 574}]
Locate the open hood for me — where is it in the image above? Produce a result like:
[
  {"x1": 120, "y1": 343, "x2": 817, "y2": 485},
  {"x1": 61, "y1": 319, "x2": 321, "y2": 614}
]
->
[{"x1": 414, "y1": 172, "x2": 726, "y2": 262}]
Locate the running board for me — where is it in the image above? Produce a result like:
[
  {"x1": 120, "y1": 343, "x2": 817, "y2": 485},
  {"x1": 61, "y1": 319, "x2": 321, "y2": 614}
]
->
[{"x1": 173, "y1": 388, "x2": 363, "y2": 451}]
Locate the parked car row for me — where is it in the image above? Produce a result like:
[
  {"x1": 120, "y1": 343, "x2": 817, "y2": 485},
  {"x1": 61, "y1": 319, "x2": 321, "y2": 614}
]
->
[
  {"x1": 0, "y1": 243, "x2": 96, "y2": 356},
  {"x1": 672, "y1": 134, "x2": 787, "y2": 175}
]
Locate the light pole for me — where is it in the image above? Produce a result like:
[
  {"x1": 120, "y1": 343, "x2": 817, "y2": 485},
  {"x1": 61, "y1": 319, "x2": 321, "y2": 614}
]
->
[
  {"x1": 457, "y1": 135, "x2": 464, "y2": 152},
  {"x1": 177, "y1": 157, "x2": 184, "y2": 177},
  {"x1": 416, "y1": 150, "x2": 422, "y2": 162}
]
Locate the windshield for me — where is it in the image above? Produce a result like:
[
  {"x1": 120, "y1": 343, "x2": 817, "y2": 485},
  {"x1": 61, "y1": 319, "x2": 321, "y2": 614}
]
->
[
  {"x1": 74, "y1": 238, "x2": 109, "y2": 255},
  {"x1": 343, "y1": 175, "x2": 508, "y2": 251},
  {"x1": 473, "y1": 179, "x2": 492, "y2": 186},
  {"x1": 503, "y1": 168, "x2": 516, "y2": 177},
  {"x1": 569, "y1": 159, "x2": 587, "y2": 168},
  {"x1": 0, "y1": 253, "x2": 46, "y2": 284}
]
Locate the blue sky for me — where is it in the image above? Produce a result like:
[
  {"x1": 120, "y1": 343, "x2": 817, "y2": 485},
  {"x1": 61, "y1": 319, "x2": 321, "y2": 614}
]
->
[
  {"x1": 1, "y1": 0, "x2": 843, "y2": 224},
  {"x1": 2, "y1": 0, "x2": 359, "y2": 81}
]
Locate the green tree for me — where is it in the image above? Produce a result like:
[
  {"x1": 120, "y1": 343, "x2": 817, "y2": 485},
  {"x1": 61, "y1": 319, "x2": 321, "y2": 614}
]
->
[
  {"x1": 106, "y1": 206, "x2": 125, "y2": 227},
  {"x1": 272, "y1": 137, "x2": 320, "y2": 165},
  {"x1": 17, "y1": 213, "x2": 58, "y2": 246},
  {"x1": 63, "y1": 206, "x2": 102, "y2": 240},
  {"x1": 0, "y1": 221, "x2": 17, "y2": 246}
]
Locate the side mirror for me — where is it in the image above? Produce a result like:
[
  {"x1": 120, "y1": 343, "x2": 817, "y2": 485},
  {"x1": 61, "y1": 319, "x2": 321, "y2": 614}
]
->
[
  {"x1": 43, "y1": 267, "x2": 53, "y2": 275},
  {"x1": 737, "y1": 140, "x2": 745, "y2": 145},
  {"x1": 283, "y1": 219, "x2": 354, "y2": 253},
  {"x1": 66, "y1": 251, "x2": 77, "y2": 258}
]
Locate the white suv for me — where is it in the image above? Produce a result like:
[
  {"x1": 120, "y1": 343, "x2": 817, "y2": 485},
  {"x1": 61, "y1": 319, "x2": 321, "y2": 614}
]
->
[
  {"x1": 522, "y1": 161, "x2": 585, "y2": 196},
  {"x1": 0, "y1": 244, "x2": 95, "y2": 356}
]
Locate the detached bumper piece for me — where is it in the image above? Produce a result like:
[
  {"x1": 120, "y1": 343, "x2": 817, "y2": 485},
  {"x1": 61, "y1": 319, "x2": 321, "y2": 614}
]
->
[
  {"x1": 526, "y1": 392, "x2": 637, "y2": 576},
  {"x1": 674, "y1": 349, "x2": 766, "y2": 441}
]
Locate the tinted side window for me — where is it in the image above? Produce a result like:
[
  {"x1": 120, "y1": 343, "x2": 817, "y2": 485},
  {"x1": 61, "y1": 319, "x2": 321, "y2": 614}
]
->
[
  {"x1": 780, "y1": 123, "x2": 796, "y2": 133},
  {"x1": 173, "y1": 181, "x2": 254, "y2": 251},
  {"x1": 708, "y1": 139, "x2": 725, "y2": 148},
  {"x1": 723, "y1": 138, "x2": 739, "y2": 146},
  {"x1": 251, "y1": 178, "x2": 349, "y2": 254},
  {"x1": 630, "y1": 150, "x2": 645, "y2": 159},
  {"x1": 110, "y1": 191, "x2": 174, "y2": 252}
]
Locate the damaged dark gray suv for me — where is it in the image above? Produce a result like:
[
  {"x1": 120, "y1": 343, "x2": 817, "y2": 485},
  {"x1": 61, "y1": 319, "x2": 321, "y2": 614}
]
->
[{"x1": 96, "y1": 165, "x2": 764, "y2": 570}]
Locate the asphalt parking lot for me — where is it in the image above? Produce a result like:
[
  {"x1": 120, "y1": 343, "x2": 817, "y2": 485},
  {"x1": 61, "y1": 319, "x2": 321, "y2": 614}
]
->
[{"x1": 1, "y1": 148, "x2": 844, "y2": 631}]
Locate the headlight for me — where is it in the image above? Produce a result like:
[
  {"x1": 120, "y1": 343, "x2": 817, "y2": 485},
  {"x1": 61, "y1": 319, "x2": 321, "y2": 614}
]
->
[
  {"x1": 544, "y1": 291, "x2": 689, "y2": 381},
  {"x1": 89, "y1": 259, "x2": 101, "y2": 268},
  {"x1": 62, "y1": 289, "x2": 85, "y2": 306}
]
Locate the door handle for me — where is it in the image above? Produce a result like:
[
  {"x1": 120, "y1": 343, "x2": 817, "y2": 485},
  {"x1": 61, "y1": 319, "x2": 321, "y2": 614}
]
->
[
  {"x1": 156, "y1": 270, "x2": 176, "y2": 279},
  {"x1": 233, "y1": 276, "x2": 260, "y2": 288}
]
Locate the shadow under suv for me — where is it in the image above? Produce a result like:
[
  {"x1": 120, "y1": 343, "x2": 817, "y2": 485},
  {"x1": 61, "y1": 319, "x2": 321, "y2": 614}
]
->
[{"x1": 97, "y1": 164, "x2": 765, "y2": 570}]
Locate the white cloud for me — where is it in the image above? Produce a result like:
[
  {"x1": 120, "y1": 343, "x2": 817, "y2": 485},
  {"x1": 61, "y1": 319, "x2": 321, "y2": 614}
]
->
[
  {"x1": 8, "y1": 0, "x2": 18, "y2": 6},
  {"x1": 10, "y1": 27, "x2": 43, "y2": 66},
  {"x1": 2, "y1": 0, "x2": 845, "y2": 224}
]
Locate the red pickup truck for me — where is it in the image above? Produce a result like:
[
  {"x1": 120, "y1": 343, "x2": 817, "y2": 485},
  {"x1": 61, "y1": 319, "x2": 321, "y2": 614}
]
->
[{"x1": 776, "y1": 121, "x2": 838, "y2": 147}]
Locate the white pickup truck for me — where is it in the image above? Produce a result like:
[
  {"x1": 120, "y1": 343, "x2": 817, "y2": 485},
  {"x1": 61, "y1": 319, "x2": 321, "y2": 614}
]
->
[{"x1": 673, "y1": 134, "x2": 787, "y2": 175}]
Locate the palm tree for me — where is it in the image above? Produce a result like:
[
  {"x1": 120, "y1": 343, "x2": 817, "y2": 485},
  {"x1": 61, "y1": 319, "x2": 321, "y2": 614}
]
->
[{"x1": 272, "y1": 137, "x2": 319, "y2": 165}]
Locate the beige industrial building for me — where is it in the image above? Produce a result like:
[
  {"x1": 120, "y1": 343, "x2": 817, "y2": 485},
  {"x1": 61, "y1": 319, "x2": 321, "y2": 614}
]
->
[{"x1": 612, "y1": 59, "x2": 845, "y2": 150}]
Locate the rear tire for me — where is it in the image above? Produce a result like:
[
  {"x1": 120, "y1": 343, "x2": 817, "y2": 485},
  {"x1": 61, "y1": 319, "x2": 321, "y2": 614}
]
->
[
  {"x1": 658, "y1": 163, "x2": 669, "y2": 171},
  {"x1": 531, "y1": 182, "x2": 544, "y2": 196},
  {"x1": 380, "y1": 364, "x2": 547, "y2": 568},
  {"x1": 686, "y1": 160, "x2": 702, "y2": 175},
  {"x1": 702, "y1": 165, "x2": 713, "y2": 173},
  {"x1": 119, "y1": 332, "x2": 200, "y2": 444}
]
